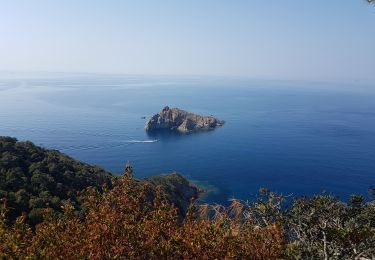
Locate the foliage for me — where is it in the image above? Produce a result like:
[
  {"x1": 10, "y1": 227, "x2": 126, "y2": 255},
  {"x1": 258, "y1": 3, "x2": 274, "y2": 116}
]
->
[
  {"x1": 0, "y1": 174, "x2": 285, "y2": 259},
  {"x1": 196, "y1": 190, "x2": 375, "y2": 259},
  {"x1": 1, "y1": 136, "x2": 374, "y2": 258},
  {"x1": 284, "y1": 195, "x2": 375, "y2": 259},
  {"x1": 0, "y1": 136, "x2": 113, "y2": 225},
  {"x1": 145, "y1": 172, "x2": 201, "y2": 216},
  {"x1": 0, "y1": 203, "x2": 32, "y2": 259},
  {"x1": 2, "y1": 175, "x2": 374, "y2": 259}
]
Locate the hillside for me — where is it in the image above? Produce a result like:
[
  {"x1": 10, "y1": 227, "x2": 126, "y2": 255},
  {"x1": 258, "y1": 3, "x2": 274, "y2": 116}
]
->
[
  {"x1": 0, "y1": 136, "x2": 114, "y2": 224},
  {"x1": 1, "y1": 136, "x2": 375, "y2": 259},
  {"x1": 146, "y1": 173, "x2": 202, "y2": 216},
  {"x1": 0, "y1": 136, "x2": 199, "y2": 225}
]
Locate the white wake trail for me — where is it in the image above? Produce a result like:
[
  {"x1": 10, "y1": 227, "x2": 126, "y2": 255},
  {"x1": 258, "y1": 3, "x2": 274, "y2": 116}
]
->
[{"x1": 124, "y1": 139, "x2": 159, "y2": 143}]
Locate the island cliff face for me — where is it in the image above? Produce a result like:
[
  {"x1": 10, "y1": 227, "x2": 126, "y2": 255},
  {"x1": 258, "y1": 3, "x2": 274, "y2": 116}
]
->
[{"x1": 145, "y1": 106, "x2": 224, "y2": 133}]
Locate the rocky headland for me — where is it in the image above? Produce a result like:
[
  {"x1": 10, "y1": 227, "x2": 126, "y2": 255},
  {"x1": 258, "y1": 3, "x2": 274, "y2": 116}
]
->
[
  {"x1": 0, "y1": 136, "x2": 201, "y2": 223},
  {"x1": 145, "y1": 106, "x2": 225, "y2": 133}
]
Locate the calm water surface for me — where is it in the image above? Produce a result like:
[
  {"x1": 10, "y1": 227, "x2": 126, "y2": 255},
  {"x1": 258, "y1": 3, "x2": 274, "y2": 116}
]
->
[{"x1": 1, "y1": 74, "x2": 374, "y2": 204}]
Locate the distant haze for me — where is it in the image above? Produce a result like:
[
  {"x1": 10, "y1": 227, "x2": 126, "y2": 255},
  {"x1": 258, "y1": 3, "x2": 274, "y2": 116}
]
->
[{"x1": 1, "y1": 0, "x2": 374, "y2": 82}]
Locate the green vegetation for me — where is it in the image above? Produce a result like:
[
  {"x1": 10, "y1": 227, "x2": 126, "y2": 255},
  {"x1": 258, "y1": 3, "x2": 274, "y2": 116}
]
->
[
  {"x1": 0, "y1": 173, "x2": 284, "y2": 259},
  {"x1": 1, "y1": 136, "x2": 374, "y2": 258},
  {"x1": 0, "y1": 136, "x2": 113, "y2": 225},
  {"x1": 0, "y1": 136, "x2": 199, "y2": 226},
  {"x1": 284, "y1": 194, "x2": 375, "y2": 258},
  {"x1": 146, "y1": 173, "x2": 202, "y2": 216}
]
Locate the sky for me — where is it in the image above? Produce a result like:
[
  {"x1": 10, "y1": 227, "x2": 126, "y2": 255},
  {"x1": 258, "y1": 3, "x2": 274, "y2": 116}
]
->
[{"x1": 0, "y1": 0, "x2": 374, "y2": 82}]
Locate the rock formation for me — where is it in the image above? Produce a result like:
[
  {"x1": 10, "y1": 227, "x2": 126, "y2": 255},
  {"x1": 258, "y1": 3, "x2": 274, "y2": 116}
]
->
[
  {"x1": 145, "y1": 172, "x2": 202, "y2": 217},
  {"x1": 145, "y1": 106, "x2": 225, "y2": 133}
]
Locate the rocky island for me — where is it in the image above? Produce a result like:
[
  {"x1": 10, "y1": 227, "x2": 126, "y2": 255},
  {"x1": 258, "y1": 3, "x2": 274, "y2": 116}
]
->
[{"x1": 145, "y1": 106, "x2": 225, "y2": 133}]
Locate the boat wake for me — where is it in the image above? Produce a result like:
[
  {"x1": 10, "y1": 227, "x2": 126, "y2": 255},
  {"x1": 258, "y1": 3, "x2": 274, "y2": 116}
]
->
[
  {"x1": 124, "y1": 139, "x2": 158, "y2": 143},
  {"x1": 55, "y1": 139, "x2": 159, "y2": 151}
]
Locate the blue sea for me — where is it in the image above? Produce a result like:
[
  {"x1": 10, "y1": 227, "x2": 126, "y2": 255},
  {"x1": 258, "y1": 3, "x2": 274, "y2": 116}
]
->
[{"x1": 1, "y1": 73, "x2": 374, "y2": 204}]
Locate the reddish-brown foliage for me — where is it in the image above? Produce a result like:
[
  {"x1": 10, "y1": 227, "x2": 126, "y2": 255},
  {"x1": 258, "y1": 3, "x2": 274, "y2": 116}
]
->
[{"x1": 0, "y1": 174, "x2": 285, "y2": 259}]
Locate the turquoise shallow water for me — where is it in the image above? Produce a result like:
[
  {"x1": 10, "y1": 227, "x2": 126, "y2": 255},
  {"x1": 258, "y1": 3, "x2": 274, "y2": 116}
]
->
[{"x1": 1, "y1": 74, "x2": 374, "y2": 203}]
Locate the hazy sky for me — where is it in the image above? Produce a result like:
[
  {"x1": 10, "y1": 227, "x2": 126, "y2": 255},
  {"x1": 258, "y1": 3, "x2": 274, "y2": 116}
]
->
[{"x1": 1, "y1": 0, "x2": 374, "y2": 82}]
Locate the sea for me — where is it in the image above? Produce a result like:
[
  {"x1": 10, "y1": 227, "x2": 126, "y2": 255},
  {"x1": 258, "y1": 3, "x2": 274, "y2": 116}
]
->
[{"x1": 1, "y1": 73, "x2": 374, "y2": 204}]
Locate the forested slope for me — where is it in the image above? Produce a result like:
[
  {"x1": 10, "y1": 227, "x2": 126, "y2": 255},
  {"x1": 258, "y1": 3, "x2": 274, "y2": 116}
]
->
[{"x1": 0, "y1": 136, "x2": 113, "y2": 224}]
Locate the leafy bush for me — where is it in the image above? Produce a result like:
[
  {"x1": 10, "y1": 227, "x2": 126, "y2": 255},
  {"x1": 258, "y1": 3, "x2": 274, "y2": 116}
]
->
[{"x1": 284, "y1": 195, "x2": 375, "y2": 259}]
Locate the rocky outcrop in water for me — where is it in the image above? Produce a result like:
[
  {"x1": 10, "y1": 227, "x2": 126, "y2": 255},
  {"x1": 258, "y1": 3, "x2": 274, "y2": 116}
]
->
[{"x1": 145, "y1": 106, "x2": 225, "y2": 133}]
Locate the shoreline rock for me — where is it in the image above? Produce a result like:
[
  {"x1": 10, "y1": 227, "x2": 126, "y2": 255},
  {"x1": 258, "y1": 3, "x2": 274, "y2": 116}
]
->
[
  {"x1": 145, "y1": 172, "x2": 203, "y2": 217},
  {"x1": 145, "y1": 106, "x2": 225, "y2": 133}
]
